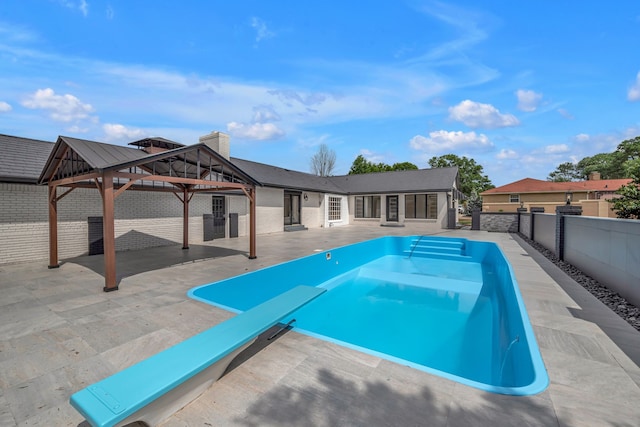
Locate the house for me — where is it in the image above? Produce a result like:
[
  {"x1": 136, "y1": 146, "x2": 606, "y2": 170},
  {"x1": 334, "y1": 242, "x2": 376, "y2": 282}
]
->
[
  {"x1": 0, "y1": 132, "x2": 461, "y2": 267},
  {"x1": 480, "y1": 174, "x2": 632, "y2": 217}
]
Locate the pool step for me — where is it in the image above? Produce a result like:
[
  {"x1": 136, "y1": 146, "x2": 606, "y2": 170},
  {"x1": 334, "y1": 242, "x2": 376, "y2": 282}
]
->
[
  {"x1": 408, "y1": 237, "x2": 466, "y2": 257},
  {"x1": 402, "y1": 250, "x2": 473, "y2": 262},
  {"x1": 358, "y1": 267, "x2": 482, "y2": 294}
]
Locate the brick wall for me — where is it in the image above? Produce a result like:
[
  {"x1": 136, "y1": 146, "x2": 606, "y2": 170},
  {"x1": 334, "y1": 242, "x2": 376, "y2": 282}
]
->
[{"x1": 0, "y1": 183, "x2": 212, "y2": 265}]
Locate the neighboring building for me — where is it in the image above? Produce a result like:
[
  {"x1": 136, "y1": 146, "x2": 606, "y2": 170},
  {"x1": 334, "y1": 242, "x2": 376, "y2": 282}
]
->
[
  {"x1": 0, "y1": 132, "x2": 461, "y2": 265},
  {"x1": 480, "y1": 174, "x2": 632, "y2": 217}
]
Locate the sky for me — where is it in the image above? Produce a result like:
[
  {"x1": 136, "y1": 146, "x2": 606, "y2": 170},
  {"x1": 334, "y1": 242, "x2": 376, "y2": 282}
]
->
[{"x1": 1, "y1": 1, "x2": 640, "y2": 186}]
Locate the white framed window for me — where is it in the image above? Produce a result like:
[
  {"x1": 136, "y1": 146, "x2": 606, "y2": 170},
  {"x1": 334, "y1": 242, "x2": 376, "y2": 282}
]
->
[
  {"x1": 328, "y1": 196, "x2": 341, "y2": 221},
  {"x1": 509, "y1": 194, "x2": 520, "y2": 203}
]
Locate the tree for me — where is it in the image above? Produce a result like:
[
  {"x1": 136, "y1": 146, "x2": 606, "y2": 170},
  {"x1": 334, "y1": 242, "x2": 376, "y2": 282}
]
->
[
  {"x1": 310, "y1": 144, "x2": 336, "y2": 177},
  {"x1": 609, "y1": 176, "x2": 640, "y2": 219},
  {"x1": 348, "y1": 155, "x2": 418, "y2": 174},
  {"x1": 547, "y1": 162, "x2": 580, "y2": 182},
  {"x1": 427, "y1": 154, "x2": 494, "y2": 196}
]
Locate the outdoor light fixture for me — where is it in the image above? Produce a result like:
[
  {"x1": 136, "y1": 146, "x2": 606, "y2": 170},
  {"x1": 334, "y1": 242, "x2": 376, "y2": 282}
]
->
[
  {"x1": 304, "y1": 193, "x2": 308, "y2": 201},
  {"x1": 565, "y1": 191, "x2": 573, "y2": 205}
]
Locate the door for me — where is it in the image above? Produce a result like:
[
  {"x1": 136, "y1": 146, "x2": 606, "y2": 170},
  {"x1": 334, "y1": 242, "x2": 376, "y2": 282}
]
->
[
  {"x1": 284, "y1": 192, "x2": 301, "y2": 226},
  {"x1": 212, "y1": 196, "x2": 226, "y2": 238},
  {"x1": 386, "y1": 195, "x2": 399, "y2": 222}
]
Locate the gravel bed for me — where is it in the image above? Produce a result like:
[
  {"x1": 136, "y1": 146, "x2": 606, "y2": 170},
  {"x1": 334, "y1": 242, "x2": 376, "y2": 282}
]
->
[{"x1": 518, "y1": 233, "x2": 640, "y2": 332}]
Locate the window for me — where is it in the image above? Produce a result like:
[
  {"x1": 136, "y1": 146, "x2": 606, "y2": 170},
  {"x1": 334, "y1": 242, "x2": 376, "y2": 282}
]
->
[
  {"x1": 509, "y1": 194, "x2": 520, "y2": 203},
  {"x1": 405, "y1": 194, "x2": 438, "y2": 219},
  {"x1": 328, "y1": 197, "x2": 341, "y2": 221},
  {"x1": 355, "y1": 196, "x2": 381, "y2": 218}
]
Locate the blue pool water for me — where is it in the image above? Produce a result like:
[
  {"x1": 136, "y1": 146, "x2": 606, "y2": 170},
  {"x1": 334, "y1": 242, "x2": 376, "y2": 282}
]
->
[{"x1": 188, "y1": 236, "x2": 549, "y2": 395}]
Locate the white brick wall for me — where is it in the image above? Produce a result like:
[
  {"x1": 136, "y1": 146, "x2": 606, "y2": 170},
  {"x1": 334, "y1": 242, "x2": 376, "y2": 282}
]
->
[{"x1": 0, "y1": 183, "x2": 212, "y2": 265}]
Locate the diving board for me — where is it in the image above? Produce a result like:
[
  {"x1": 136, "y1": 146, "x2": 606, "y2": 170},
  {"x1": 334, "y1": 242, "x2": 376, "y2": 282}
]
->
[{"x1": 70, "y1": 285, "x2": 325, "y2": 427}]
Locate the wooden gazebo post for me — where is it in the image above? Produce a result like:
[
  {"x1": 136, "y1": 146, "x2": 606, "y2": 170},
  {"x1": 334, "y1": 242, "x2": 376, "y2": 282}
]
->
[
  {"x1": 182, "y1": 186, "x2": 189, "y2": 250},
  {"x1": 102, "y1": 171, "x2": 118, "y2": 291},
  {"x1": 48, "y1": 184, "x2": 59, "y2": 269},
  {"x1": 249, "y1": 186, "x2": 257, "y2": 259}
]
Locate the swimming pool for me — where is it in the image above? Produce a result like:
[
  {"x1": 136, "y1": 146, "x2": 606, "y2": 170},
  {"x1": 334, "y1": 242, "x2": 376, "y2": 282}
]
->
[{"x1": 188, "y1": 236, "x2": 549, "y2": 395}]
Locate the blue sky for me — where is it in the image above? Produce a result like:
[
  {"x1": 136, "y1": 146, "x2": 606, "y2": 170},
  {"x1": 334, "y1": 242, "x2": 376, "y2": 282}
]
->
[{"x1": 1, "y1": 1, "x2": 640, "y2": 186}]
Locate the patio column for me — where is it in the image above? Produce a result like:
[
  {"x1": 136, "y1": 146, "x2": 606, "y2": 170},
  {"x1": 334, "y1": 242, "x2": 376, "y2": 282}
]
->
[
  {"x1": 182, "y1": 186, "x2": 189, "y2": 250},
  {"x1": 102, "y1": 171, "x2": 118, "y2": 291},
  {"x1": 48, "y1": 184, "x2": 59, "y2": 269}
]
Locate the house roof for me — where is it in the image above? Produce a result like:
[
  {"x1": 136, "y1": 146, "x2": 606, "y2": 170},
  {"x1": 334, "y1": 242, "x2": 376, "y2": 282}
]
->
[
  {"x1": 0, "y1": 134, "x2": 54, "y2": 183},
  {"x1": 328, "y1": 167, "x2": 459, "y2": 194},
  {"x1": 231, "y1": 158, "x2": 459, "y2": 195},
  {"x1": 230, "y1": 158, "x2": 347, "y2": 193},
  {"x1": 2, "y1": 133, "x2": 459, "y2": 195},
  {"x1": 481, "y1": 177, "x2": 633, "y2": 195}
]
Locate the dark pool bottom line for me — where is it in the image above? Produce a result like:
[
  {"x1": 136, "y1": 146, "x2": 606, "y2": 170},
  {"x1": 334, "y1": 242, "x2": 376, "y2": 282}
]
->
[{"x1": 188, "y1": 236, "x2": 549, "y2": 395}]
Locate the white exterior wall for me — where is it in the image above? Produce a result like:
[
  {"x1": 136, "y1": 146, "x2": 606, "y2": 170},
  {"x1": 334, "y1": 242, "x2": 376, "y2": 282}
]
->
[
  {"x1": 255, "y1": 187, "x2": 284, "y2": 234},
  {"x1": 301, "y1": 191, "x2": 324, "y2": 229},
  {"x1": 0, "y1": 183, "x2": 212, "y2": 265}
]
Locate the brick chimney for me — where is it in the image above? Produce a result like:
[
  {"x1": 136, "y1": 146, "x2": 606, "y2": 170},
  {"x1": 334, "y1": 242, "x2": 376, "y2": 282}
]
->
[
  {"x1": 199, "y1": 131, "x2": 230, "y2": 161},
  {"x1": 588, "y1": 171, "x2": 601, "y2": 181}
]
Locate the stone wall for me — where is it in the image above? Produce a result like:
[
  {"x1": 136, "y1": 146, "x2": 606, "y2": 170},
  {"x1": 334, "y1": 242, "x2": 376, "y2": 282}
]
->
[{"x1": 479, "y1": 212, "x2": 519, "y2": 232}]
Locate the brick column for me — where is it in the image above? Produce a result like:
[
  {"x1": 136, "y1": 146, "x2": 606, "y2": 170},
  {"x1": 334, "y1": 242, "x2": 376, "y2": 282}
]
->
[{"x1": 555, "y1": 205, "x2": 582, "y2": 260}]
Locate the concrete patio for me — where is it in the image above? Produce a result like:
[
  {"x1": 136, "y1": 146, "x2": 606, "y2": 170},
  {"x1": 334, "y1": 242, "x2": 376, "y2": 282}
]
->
[{"x1": 1, "y1": 225, "x2": 639, "y2": 426}]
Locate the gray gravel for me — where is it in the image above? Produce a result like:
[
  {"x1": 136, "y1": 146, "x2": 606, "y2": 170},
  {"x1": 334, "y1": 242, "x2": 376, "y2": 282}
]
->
[{"x1": 518, "y1": 233, "x2": 640, "y2": 332}]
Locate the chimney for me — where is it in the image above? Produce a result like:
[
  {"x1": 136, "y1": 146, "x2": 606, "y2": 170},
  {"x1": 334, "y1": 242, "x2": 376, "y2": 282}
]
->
[
  {"x1": 200, "y1": 131, "x2": 230, "y2": 161},
  {"x1": 588, "y1": 171, "x2": 601, "y2": 181}
]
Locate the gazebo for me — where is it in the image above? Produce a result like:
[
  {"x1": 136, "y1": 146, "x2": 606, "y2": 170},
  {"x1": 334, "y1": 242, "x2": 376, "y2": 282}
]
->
[{"x1": 39, "y1": 135, "x2": 260, "y2": 291}]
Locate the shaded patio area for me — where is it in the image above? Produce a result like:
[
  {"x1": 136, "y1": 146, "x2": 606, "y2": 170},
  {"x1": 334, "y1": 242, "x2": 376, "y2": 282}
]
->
[{"x1": 1, "y1": 225, "x2": 639, "y2": 426}]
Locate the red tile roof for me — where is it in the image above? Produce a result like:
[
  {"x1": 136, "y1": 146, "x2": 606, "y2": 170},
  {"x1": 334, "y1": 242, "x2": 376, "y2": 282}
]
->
[{"x1": 481, "y1": 177, "x2": 633, "y2": 195}]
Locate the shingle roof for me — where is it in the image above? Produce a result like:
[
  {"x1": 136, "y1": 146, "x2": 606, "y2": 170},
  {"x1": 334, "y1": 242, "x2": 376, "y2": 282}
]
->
[
  {"x1": 231, "y1": 158, "x2": 458, "y2": 194},
  {"x1": 230, "y1": 158, "x2": 346, "y2": 193},
  {"x1": 328, "y1": 167, "x2": 459, "y2": 194},
  {"x1": 2, "y1": 133, "x2": 459, "y2": 195},
  {"x1": 0, "y1": 134, "x2": 54, "y2": 183},
  {"x1": 481, "y1": 177, "x2": 633, "y2": 195}
]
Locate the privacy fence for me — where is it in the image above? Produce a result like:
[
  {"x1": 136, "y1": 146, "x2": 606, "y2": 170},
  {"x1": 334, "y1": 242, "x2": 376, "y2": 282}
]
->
[{"x1": 472, "y1": 206, "x2": 640, "y2": 307}]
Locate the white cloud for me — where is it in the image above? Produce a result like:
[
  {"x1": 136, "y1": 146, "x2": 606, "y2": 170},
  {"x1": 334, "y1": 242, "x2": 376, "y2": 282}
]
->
[
  {"x1": 103, "y1": 123, "x2": 146, "y2": 141},
  {"x1": 543, "y1": 144, "x2": 569, "y2": 154},
  {"x1": 448, "y1": 100, "x2": 520, "y2": 129},
  {"x1": 409, "y1": 130, "x2": 494, "y2": 153},
  {"x1": 573, "y1": 133, "x2": 590, "y2": 142},
  {"x1": 359, "y1": 148, "x2": 386, "y2": 164},
  {"x1": 557, "y1": 108, "x2": 574, "y2": 120},
  {"x1": 22, "y1": 88, "x2": 95, "y2": 122},
  {"x1": 252, "y1": 105, "x2": 281, "y2": 123},
  {"x1": 56, "y1": 0, "x2": 89, "y2": 16},
  {"x1": 516, "y1": 89, "x2": 542, "y2": 112},
  {"x1": 250, "y1": 17, "x2": 275, "y2": 42},
  {"x1": 227, "y1": 122, "x2": 284, "y2": 140},
  {"x1": 106, "y1": 5, "x2": 114, "y2": 20},
  {"x1": 496, "y1": 148, "x2": 518, "y2": 159},
  {"x1": 0, "y1": 101, "x2": 11, "y2": 112},
  {"x1": 628, "y1": 71, "x2": 640, "y2": 101},
  {"x1": 66, "y1": 125, "x2": 89, "y2": 133}
]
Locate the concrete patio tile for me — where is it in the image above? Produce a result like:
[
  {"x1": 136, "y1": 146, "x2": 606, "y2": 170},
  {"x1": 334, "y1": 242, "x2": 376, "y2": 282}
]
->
[
  {"x1": 0, "y1": 391, "x2": 17, "y2": 427},
  {"x1": 534, "y1": 325, "x2": 619, "y2": 365},
  {"x1": 549, "y1": 383, "x2": 640, "y2": 427},
  {"x1": 100, "y1": 328, "x2": 184, "y2": 371},
  {"x1": 542, "y1": 348, "x2": 640, "y2": 409},
  {"x1": 446, "y1": 383, "x2": 558, "y2": 427}
]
